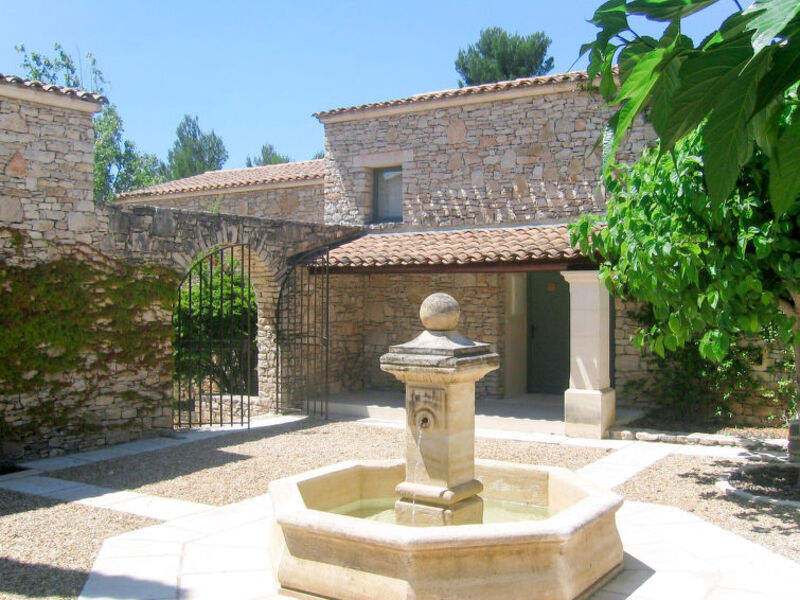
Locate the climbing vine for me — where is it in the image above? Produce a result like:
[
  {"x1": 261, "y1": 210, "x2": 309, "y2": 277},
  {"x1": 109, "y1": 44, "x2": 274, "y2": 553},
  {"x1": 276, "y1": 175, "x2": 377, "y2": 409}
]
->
[{"x1": 0, "y1": 232, "x2": 180, "y2": 448}]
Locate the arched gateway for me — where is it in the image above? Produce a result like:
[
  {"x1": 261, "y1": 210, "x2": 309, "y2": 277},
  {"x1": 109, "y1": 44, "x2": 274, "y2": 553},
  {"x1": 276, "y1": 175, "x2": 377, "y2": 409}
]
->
[{"x1": 99, "y1": 204, "x2": 359, "y2": 427}]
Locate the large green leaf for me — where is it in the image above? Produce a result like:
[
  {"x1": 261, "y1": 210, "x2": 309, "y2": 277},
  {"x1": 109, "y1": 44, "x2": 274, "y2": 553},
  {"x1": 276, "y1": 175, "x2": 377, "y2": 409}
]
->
[
  {"x1": 627, "y1": 0, "x2": 723, "y2": 22},
  {"x1": 661, "y1": 34, "x2": 755, "y2": 149},
  {"x1": 753, "y1": 37, "x2": 800, "y2": 115},
  {"x1": 588, "y1": 0, "x2": 629, "y2": 32},
  {"x1": 618, "y1": 36, "x2": 661, "y2": 82},
  {"x1": 750, "y1": 97, "x2": 781, "y2": 160},
  {"x1": 581, "y1": 0, "x2": 629, "y2": 71},
  {"x1": 703, "y1": 50, "x2": 767, "y2": 201},
  {"x1": 647, "y1": 57, "x2": 682, "y2": 138},
  {"x1": 744, "y1": 0, "x2": 800, "y2": 53},
  {"x1": 769, "y1": 116, "x2": 800, "y2": 215},
  {"x1": 608, "y1": 46, "x2": 669, "y2": 163}
]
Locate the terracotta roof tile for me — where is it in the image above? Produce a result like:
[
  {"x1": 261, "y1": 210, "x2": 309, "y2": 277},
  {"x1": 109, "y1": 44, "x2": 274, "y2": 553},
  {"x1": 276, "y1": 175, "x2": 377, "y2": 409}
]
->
[
  {"x1": 314, "y1": 71, "x2": 591, "y2": 120},
  {"x1": 0, "y1": 73, "x2": 108, "y2": 104},
  {"x1": 117, "y1": 160, "x2": 325, "y2": 200},
  {"x1": 324, "y1": 224, "x2": 585, "y2": 269}
]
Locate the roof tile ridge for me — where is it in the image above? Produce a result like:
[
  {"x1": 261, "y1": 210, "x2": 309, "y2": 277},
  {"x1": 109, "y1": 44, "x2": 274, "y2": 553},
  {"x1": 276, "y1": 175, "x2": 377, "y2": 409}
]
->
[{"x1": 0, "y1": 72, "x2": 108, "y2": 104}]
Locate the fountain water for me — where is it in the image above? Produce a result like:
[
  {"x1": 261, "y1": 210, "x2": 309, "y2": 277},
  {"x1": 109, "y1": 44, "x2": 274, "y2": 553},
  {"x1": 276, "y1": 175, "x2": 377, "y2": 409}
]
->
[{"x1": 269, "y1": 293, "x2": 623, "y2": 599}]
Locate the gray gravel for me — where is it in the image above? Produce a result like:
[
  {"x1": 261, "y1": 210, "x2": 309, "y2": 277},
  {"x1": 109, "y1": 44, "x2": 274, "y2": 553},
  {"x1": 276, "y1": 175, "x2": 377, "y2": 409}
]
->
[
  {"x1": 52, "y1": 419, "x2": 609, "y2": 506},
  {"x1": 0, "y1": 489, "x2": 156, "y2": 600},
  {"x1": 8, "y1": 419, "x2": 799, "y2": 600},
  {"x1": 615, "y1": 454, "x2": 800, "y2": 562}
]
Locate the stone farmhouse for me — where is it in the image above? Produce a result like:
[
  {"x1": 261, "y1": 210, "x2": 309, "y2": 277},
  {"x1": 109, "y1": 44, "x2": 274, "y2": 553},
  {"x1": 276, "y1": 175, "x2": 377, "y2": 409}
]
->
[
  {"x1": 117, "y1": 71, "x2": 656, "y2": 439},
  {"x1": 1, "y1": 71, "x2": 785, "y2": 459}
]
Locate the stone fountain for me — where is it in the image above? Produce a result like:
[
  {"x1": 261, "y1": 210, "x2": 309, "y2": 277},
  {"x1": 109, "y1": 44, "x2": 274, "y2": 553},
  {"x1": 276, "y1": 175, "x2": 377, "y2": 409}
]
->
[{"x1": 269, "y1": 293, "x2": 623, "y2": 600}]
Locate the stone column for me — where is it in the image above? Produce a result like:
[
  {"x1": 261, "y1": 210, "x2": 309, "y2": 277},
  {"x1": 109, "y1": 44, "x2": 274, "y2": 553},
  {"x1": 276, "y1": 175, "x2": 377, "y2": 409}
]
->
[
  {"x1": 560, "y1": 271, "x2": 615, "y2": 439},
  {"x1": 380, "y1": 293, "x2": 499, "y2": 526}
]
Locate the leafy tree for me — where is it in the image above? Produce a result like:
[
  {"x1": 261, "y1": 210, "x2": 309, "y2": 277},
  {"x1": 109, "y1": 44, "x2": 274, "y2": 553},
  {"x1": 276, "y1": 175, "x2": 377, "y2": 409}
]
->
[
  {"x1": 581, "y1": 0, "x2": 800, "y2": 216},
  {"x1": 163, "y1": 115, "x2": 228, "y2": 180},
  {"x1": 245, "y1": 143, "x2": 291, "y2": 167},
  {"x1": 16, "y1": 44, "x2": 163, "y2": 203},
  {"x1": 16, "y1": 42, "x2": 106, "y2": 92},
  {"x1": 455, "y1": 27, "x2": 554, "y2": 86},
  {"x1": 571, "y1": 125, "x2": 800, "y2": 454},
  {"x1": 312, "y1": 150, "x2": 326, "y2": 160},
  {"x1": 92, "y1": 104, "x2": 163, "y2": 202}
]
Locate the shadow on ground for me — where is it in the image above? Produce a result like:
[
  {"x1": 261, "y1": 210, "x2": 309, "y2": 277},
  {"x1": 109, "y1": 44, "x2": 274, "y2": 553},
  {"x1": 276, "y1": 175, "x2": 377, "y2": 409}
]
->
[
  {"x1": 0, "y1": 557, "x2": 95, "y2": 599},
  {"x1": 45, "y1": 416, "x2": 405, "y2": 506},
  {"x1": 0, "y1": 556, "x2": 175, "y2": 599},
  {"x1": 679, "y1": 458, "x2": 800, "y2": 535}
]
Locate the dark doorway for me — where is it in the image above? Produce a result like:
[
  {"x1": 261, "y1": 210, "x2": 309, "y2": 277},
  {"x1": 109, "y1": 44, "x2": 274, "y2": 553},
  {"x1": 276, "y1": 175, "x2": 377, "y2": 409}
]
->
[{"x1": 527, "y1": 271, "x2": 570, "y2": 393}]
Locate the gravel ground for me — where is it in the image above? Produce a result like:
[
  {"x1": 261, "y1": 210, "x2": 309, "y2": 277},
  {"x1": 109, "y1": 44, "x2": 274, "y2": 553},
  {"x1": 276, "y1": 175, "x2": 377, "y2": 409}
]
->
[
  {"x1": 52, "y1": 419, "x2": 609, "y2": 506},
  {"x1": 616, "y1": 455, "x2": 800, "y2": 562},
  {"x1": 0, "y1": 489, "x2": 156, "y2": 600},
  {"x1": 730, "y1": 464, "x2": 800, "y2": 502},
  {"x1": 628, "y1": 412, "x2": 788, "y2": 440}
]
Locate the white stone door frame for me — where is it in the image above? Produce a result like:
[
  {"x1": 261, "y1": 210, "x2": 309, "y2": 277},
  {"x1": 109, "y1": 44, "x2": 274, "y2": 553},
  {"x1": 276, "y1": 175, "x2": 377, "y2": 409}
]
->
[{"x1": 560, "y1": 270, "x2": 616, "y2": 439}]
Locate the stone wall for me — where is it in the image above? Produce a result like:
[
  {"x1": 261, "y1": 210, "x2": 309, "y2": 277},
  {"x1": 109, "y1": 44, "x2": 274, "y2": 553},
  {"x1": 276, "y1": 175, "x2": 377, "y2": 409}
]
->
[
  {"x1": 322, "y1": 87, "x2": 653, "y2": 227},
  {"x1": 612, "y1": 299, "x2": 793, "y2": 424},
  {"x1": 613, "y1": 299, "x2": 654, "y2": 408},
  {"x1": 117, "y1": 182, "x2": 325, "y2": 223},
  {"x1": 0, "y1": 90, "x2": 178, "y2": 459},
  {"x1": 0, "y1": 85, "x2": 361, "y2": 459},
  {"x1": 327, "y1": 273, "x2": 366, "y2": 394},
  {"x1": 327, "y1": 272, "x2": 505, "y2": 398},
  {"x1": 98, "y1": 205, "x2": 358, "y2": 414}
]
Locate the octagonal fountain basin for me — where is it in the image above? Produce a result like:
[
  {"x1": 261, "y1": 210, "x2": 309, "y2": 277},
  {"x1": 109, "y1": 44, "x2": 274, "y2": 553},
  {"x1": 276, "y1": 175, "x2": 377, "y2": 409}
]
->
[{"x1": 269, "y1": 458, "x2": 623, "y2": 600}]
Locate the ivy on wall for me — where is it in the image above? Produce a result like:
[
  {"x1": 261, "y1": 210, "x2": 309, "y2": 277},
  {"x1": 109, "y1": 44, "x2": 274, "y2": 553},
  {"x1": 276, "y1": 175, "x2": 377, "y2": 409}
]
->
[{"x1": 0, "y1": 228, "x2": 180, "y2": 448}]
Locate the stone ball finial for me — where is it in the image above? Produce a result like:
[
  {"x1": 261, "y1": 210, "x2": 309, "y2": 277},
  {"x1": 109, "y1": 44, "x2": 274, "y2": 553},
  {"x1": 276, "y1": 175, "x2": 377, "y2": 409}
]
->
[{"x1": 420, "y1": 293, "x2": 460, "y2": 331}]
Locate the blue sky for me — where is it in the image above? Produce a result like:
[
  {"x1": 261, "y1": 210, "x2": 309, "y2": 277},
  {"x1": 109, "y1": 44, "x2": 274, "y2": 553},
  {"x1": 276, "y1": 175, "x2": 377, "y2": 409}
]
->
[{"x1": 2, "y1": 0, "x2": 743, "y2": 169}]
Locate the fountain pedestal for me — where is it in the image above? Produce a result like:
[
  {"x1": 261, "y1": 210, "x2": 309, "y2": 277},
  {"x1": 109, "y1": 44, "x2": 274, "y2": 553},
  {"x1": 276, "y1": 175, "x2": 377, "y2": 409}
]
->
[
  {"x1": 268, "y1": 292, "x2": 624, "y2": 600},
  {"x1": 380, "y1": 293, "x2": 498, "y2": 525}
]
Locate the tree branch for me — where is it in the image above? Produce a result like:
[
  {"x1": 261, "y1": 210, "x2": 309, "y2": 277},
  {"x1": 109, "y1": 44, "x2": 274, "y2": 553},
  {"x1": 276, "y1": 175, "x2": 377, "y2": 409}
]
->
[{"x1": 779, "y1": 298, "x2": 794, "y2": 318}]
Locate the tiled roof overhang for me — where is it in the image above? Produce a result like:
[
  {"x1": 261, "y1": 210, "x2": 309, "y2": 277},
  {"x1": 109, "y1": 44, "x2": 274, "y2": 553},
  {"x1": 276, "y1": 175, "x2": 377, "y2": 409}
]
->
[
  {"x1": 117, "y1": 160, "x2": 325, "y2": 200},
  {"x1": 318, "y1": 224, "x2": 593, "y2": 274},
  {"x1": 314, "y1": 71, "x2": 592, "y2": 122},
  {"x1": 0, "y1": 73, "x2": 108, "y2": 106}
]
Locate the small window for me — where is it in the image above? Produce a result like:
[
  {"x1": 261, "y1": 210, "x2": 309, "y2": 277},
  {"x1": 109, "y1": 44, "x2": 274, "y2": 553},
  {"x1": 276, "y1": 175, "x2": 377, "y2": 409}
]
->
[{"x1": 373, "y1": 167, "x2": 403, "y2": 222}]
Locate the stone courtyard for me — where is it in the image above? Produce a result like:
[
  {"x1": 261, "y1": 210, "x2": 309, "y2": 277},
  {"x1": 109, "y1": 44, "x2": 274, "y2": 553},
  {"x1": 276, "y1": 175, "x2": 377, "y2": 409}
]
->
[
  {"x1": 1, "y1": 66, "x2": 797, "y2": 600},
  {"x1": 0, "y1": 415, "x2": 796, "y2": 599}
]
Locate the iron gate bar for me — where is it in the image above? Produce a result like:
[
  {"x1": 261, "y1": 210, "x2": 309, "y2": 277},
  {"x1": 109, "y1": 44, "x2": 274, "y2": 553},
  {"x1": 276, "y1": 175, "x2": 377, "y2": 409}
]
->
[
  {"x1": 275, "y1": 246, "x2": 331, "y2": 418},
  {"x1": 174, "y1": 244, "x2": 254, "y2": 429}
]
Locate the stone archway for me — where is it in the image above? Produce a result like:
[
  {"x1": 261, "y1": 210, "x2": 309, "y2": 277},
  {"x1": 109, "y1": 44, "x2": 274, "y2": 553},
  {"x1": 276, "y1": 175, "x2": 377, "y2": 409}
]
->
[{"x1": 99, "y1": 204, "x2": 360, "y2": 416}]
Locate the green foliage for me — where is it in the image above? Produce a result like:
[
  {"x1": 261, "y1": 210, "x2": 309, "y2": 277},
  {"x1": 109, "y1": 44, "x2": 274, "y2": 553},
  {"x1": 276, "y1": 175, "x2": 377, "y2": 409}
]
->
[
  {"x1": 163, "y1": 115, "x2": 228, "y2": 180},
  {"x1": 582, "y1": 0, "x2": 800, "y2": 215},
  {"x1": 15, "y1": 42, "x2": 106, "y2": 93},
  {"x1": 625, "y1": 305, "x2": 777, "y2": 422},
  {"x1": 0, "y1": 238, "x2": 179, "y2": 440},
  {"x1": 455, "y1": 26, "x2": 554, "y2": 86},
  {"x1": 245, "y1": 143, "x2": 291, "y2": 167},
  {"x1": 174, "y1": 251, "x2": 257, "y2": 395},
  {"x1": 312, "y1": 150, "x2": 326, "y2": 160},
  {"x1": 16, "y1": 44, "x2": 163, "y2": 203},
  {"x1": 93, "y1": 104, "x2": 164, "y2": 203},
  {"x1": 571, "y1": 127, "x2": 800, "y2": 367}
]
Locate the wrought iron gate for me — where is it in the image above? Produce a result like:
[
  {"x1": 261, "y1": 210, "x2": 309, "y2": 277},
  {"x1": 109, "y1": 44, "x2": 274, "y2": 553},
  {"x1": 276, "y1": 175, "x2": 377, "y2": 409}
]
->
[
  {"x1": 276, "y1": 248, "x2": 330, "y2": 417},
  {"x1": 173, "y1": 244, "x2": 257, "y2": 428}
]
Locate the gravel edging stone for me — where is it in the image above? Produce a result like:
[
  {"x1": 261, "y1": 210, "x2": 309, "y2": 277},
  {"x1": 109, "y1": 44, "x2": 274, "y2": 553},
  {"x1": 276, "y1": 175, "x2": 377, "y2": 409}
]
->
[{"x1": 609, "y1": 426, "x2": 788, "y2": 452}]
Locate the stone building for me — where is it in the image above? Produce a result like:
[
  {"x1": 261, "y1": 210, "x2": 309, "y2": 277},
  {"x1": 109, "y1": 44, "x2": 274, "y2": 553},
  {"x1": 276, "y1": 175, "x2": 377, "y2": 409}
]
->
[
  {"x1": 119, "y1": 71, "x2": 657, "y2": 438},
  {"x1": 2, "y1": 69, "x2": 786, "y2": 458},
  {"x1": 0, "y1": 75, "x2": 354, "y2": 459}
]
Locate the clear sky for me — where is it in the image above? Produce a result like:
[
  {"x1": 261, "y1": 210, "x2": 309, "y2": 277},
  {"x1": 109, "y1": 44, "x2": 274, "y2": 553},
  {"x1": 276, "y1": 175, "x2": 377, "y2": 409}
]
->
[{"x1": 1, "y1": 0, "x2": 743, "y2": 170}]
